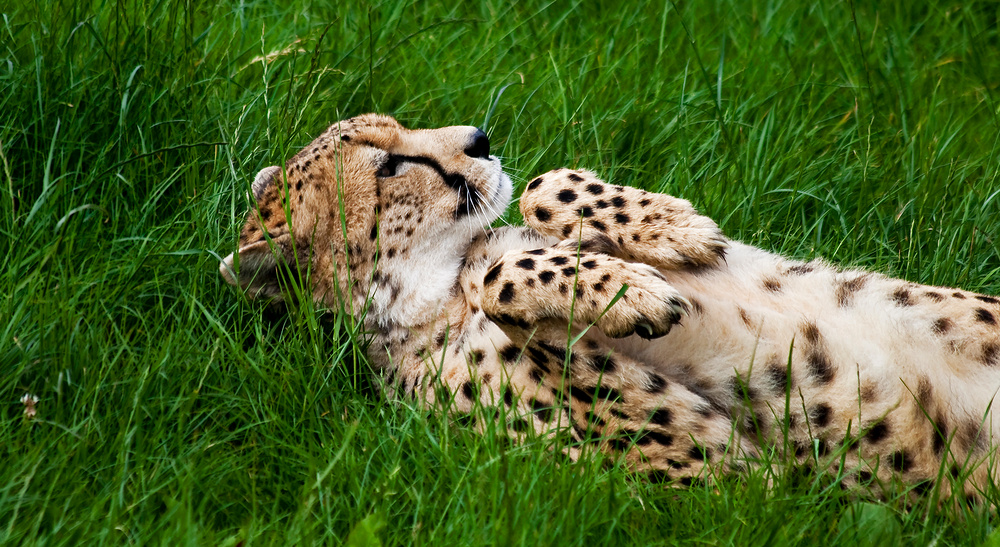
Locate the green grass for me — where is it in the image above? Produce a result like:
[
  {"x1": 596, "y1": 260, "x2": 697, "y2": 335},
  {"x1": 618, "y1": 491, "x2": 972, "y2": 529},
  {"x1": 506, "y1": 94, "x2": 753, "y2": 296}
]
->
[{"x1": 3, "y1": 0, "x2": 1000, "y2": 544}]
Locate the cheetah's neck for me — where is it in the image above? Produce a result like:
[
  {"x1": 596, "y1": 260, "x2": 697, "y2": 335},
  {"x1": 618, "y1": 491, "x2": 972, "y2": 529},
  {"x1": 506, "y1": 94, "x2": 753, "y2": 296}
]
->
[{"x1": 369, "y1": 232, "x2": 472, "y2": 328}]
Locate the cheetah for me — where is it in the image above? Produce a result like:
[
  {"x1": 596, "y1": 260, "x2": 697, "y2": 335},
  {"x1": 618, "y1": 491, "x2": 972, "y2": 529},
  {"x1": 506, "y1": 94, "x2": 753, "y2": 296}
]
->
[{"x1": 220, "y1": 114, "x2": 1000, "y2": 502}]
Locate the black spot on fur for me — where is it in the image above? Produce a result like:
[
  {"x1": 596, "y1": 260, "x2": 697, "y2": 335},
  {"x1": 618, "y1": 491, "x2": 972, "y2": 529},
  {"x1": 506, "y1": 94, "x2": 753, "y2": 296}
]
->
[
  {"x1": 606, "y1": 435, "x2": 630, "y2": 452},
  {"x1": 892, "y1": 288, "x2": 914, "y2": 306},
  {"x1": 500, "y1": 345, "x2": 521, "y2": 363},
  {"x1": 462, "y1": 381, "x2": 476, "y2": 400},
  {"x1": 582, "y1": 384, "x2": 622, "y2": 402},
  {"x1": 614, "y1": 213, "x2": 630, "y2": 224},
  {"x1": 649, "y1": 409, "x2": 672, "y2": 426},
  {"x1": 590, "y1": 354, "x2": 617, "y2": 373},
  {"x1": 561, "y1": 267, "x2": 577, "y2": 277},
  {"x1": 527, "y1": 249, "x2": 546, "y2": 256},
  {"x1": 587, "y1": 409, "x2": 608, "y2": 426},
  {"x1": 815, "y1": 440, "x2": 830, "y2": 457},
  {"x1": 975, "y1": 308, "x2": 996, "y2": 324},
  {"x1": 811, "y1": 404, "x2": 832, "y2": 428},
  {"x1": 538, "y1": 270, "x2": 555, "y2": 284},
  {"x1": 502, "y1": 385, "x2": 515, "y2": 407},
  {"x1": 890, "y1": 451, "x2": 912, "y2": 472},
  {"x1": 912, "y1": 480, "x2": 933, "y2": 496},
  {"x1": 627, "y1": 429, "x2": 654, "y2": 446},
  {"x1": 568, "y1": 173, "x2": 584, "y2": 182},
  {"x1": 917, "y1": 376, "x2": 933, "y2": 407},
  {"x1": 568, "y1": 385, "x2": 593, "y2": 405},
  {"x1": 865, "y1": 421, "x2": 890, "y2": 443},
  {"x1": 590, "y1": 220, "x2": 607, "y2": 232},
  {"x1": 953, "y1": 292, "x2": 966, "y2": 299},
  {"x1": 639, "y1": 198, "x2": 651, "y2": 207},
  {"x1": 578, "y1": 206, "x2": 594, "y2": 217},
  {"x1": 484, "y1": 263, "x2": 502, "y2": 285},
  {"x1": 515, "y1": 258, "x2": 536, "y2": 270},
  {"x1": 550, "y1": 256, "x2": 569, "y2": 266},
  {"x1": 608, "y1": 407, "x2": 629, "y2": 421},
  {"x1": 924, "y1": 291, "x2": 945, "y2": 302},
  {"x1": 933, "y1": 416, "x2": 949, "y2": 454},
  {"x1": 687, "y1": 445, "x2": 710, "y2": 461},
  {"x1": 531, "y1": 399, "x2": 553, "y2": 422},
  {"x1": 611, "y1": 196, "x2": 626, "y2": 208},
  {"x1": 501, "y1": 313, "x2": 531, "y2": 329},
  {"x1": 646, "y1": 373, "x2": 667, "y2": 392},
  {"x1": 534, "y1": 207, "x2": 551, "y2": 222},
  {"x1": 498, "y1": 282, "x2": 516, "y2": 303},
  {"x1": 585, "y1": 183, "x2": 603, "y2": 195},
  {"x1": 646, "y1": 431, "x2": 674, "y2": 446},
  {"x1": 469, "y1": 349, "x2": 485, "y2": 365},
  {"x1": 933, "y1": 318, "x2": 952, "y2": 335},
  {"x1": 557, "y1": 189, "x2": 578, "y2": 203},
  {"x1": 731, "y1": 377, "x2": 757, "y2": 402},
  {"x1": 526, "y1": 347, "x2": 549, "y2": 368},
  {"x1": 807, "y1": 350, "x2": 835, "y2": 384},
  {"x1": 982, "y1": 342, "x2": 999, "y2": 366},
  {"x1": 975, "y1": 295, "x2": 999, "y2": 304},
  {"x1": 537, "y1": 340, "x2": 567, "y2": 363},
  {"x1": 595, "y1": 200, "x2": 608, "y2": 209},
  {"x1": 788, "y1": 264, "x2": 814, "y2": 275},
  {"x1": 570, "y1": 423, "x2": 593, "y2": 442},
  {"x1": 801, "y1": 322, "x2": 821, "y2": 344},
  {"x1": 762, "y1": 277, "x2": 782, "y2": 293},
  {"x1": 527, "y1": 177, "x2": 543, "y2": 190},
  {"x1": 528, "y1": 367, "x2": 544, "y2": 383}
]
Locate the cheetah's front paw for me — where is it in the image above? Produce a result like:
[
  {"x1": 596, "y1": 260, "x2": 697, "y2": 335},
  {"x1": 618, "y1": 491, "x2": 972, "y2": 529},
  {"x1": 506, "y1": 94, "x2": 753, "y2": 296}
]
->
[
  {"x1": 594, "y1": 264, "x2": 690, "y2": 339},
  {"x1": 521, "y1": 169, "x2": 728, "y2": 270}
]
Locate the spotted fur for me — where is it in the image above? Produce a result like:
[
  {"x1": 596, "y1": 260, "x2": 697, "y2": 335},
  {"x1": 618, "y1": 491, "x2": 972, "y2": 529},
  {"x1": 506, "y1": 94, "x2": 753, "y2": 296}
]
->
[{"x1": 222, "y1": 114, "x2": 1000, "y2": 502}]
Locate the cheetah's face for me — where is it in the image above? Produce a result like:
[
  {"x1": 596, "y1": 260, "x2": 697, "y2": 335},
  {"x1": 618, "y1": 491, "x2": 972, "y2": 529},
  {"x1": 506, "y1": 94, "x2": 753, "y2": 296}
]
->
[{"x1": 220, "y1": 114, "x2": 512, "y2": 311}]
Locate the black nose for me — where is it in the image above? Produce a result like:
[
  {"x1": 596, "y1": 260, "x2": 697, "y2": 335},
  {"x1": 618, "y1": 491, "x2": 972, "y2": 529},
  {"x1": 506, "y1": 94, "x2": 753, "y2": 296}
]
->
[{"x1": 464, "y1": 129, "x2": 490, "y2": 159}]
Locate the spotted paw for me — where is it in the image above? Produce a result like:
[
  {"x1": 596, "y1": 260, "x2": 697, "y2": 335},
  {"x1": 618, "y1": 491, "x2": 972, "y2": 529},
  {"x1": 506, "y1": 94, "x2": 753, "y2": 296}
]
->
[
  {"x1": 594, "y1": 264, "x2": 689, "y2": 339},
  {"x1": 521, "y1": 168, "x2": 728, "y2": 270}
]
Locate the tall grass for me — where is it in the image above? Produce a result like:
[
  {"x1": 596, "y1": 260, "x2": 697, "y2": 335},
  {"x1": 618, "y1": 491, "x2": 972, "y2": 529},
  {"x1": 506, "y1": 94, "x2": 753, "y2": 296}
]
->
[{"x1": 2, "y1": 0, "x2": 999, "y2": 544}]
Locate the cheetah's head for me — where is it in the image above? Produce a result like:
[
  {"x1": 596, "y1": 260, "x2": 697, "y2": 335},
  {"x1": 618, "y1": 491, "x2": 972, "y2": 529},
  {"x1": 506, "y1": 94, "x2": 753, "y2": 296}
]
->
[{"x1": 220, "y1": 114, "x2": 512, "y2": 322}]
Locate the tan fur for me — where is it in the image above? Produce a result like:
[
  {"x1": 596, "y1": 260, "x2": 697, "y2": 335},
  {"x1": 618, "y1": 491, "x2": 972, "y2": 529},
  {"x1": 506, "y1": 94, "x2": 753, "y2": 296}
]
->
[{"x1": 221, "y1": 114, "x2": 1000, "y2": 503}]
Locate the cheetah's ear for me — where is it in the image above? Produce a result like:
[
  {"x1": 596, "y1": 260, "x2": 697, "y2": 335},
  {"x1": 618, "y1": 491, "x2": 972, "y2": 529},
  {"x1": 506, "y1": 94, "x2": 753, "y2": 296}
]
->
[
  {"x1": 219, "y1": 165, "x2": 296, "y2": 296},
  {"x1": 219, "y1": 234, "x2": 295, "y2": 299},
  {"x1": 252, "y1": 165, "x2": 281, "y2": 200}
]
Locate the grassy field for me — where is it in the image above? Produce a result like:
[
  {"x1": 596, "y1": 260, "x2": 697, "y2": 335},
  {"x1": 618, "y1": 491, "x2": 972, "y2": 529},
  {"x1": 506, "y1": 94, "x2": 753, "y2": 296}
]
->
[{"x1": 3, "y1": 0, "x2": 1000, "y2": 544}]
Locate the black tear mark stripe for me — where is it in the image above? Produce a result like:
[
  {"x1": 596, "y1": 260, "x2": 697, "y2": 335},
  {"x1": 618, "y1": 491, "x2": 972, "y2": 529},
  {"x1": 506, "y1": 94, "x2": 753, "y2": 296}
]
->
[{"x1": 394, "y1": 154, "x2": 482, "y2": 217}]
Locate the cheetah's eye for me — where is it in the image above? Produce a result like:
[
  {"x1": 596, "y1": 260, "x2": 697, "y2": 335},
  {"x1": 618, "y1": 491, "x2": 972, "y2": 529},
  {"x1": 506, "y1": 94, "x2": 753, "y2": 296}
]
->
[{"x1": 376, "y1": 156, "x2": 400, "y2": 178}]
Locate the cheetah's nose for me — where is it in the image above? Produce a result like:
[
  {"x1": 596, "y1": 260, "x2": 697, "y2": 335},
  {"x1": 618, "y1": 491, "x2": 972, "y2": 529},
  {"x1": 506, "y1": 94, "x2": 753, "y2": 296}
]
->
[{"x1": 464, "y1": 129, "x2": 491, "y2": 160}]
